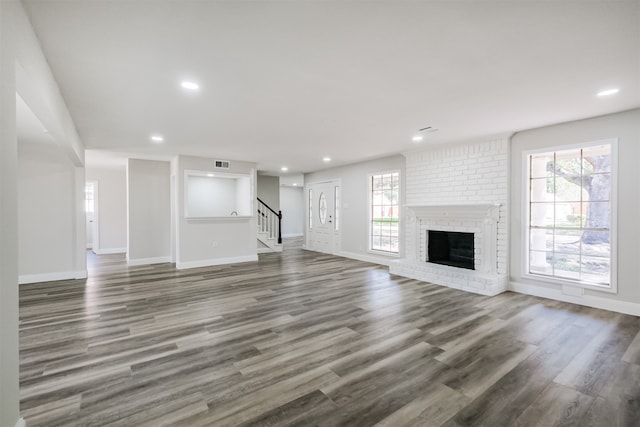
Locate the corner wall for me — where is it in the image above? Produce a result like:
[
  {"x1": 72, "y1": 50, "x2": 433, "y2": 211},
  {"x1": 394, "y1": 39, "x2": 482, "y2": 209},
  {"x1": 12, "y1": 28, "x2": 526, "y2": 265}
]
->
[
  {"x1": 18, "y1": 142, "x2": 86, "y2": 283},
  {"x1": 127, "y1": 159, "x2": 171, "y2": 265},
  {"x1": 257, "y1": 175, "x2": 280, "y2": 211},
  {"x1": 280, "y1": 186, "x2": 304, "y2": 237}
]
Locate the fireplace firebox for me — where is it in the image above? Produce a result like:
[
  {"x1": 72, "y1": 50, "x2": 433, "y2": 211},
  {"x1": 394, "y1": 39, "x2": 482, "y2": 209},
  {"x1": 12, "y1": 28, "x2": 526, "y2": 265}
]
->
[{"x1": 427, "y1": 230, "x2": 475, "y2": 270}]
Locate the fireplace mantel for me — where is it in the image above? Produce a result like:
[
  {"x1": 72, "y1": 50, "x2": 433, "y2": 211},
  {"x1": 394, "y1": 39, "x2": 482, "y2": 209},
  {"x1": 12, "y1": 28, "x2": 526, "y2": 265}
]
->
[
  {"x1": 405, "y1": 203, "x2": 500, "y2": 222},
  {"x1": 390, "y1": 202, "x2": 507, "y2": 296}
]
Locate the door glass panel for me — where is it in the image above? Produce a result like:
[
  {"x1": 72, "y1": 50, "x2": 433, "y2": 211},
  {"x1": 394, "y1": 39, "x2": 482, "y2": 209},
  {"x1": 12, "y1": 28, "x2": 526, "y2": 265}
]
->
[
  {"x1": 308, "y1": 189, "x2": 313, "y2": 229},
  {"x1": 319, "y1": 192, "x2": 327, "y2": 224},
  {"x1": 85, "y1": 182, "x2": 95, "y2": 213},
  {"x1": 334, "y1": 186, "x2": 340, "y2": 231}
]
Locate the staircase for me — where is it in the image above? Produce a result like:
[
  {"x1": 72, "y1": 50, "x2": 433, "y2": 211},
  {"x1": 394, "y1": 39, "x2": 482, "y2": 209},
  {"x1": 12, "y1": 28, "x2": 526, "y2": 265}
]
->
[{"x1": 257, "y1": 198, "x2": 283, "y2": 253}]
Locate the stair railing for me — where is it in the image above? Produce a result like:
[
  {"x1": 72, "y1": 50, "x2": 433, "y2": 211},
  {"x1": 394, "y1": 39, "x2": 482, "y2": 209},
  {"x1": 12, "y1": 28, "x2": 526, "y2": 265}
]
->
[{"x1": 257, "y1": 198, "x2": 282, "y2": 244}]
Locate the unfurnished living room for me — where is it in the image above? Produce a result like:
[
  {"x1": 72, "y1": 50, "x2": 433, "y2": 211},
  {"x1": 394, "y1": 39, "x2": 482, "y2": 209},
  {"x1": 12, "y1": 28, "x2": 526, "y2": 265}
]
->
[{"x1": 1, "y1": 1, "x2": 640, "y2": 426}]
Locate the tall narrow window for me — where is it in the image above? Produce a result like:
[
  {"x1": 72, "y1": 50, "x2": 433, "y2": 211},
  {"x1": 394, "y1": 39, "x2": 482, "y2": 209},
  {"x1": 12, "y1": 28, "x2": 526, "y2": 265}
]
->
[
  {"x1": 527, "y1": 142, "x2": 614, "y2": 288},
  {"x1": 334, "y1": 186, "x2": 340, "y2": 231},
  {"x1": 370, "y1": 171, "x2": 400, "y2": 253},
  {"x1": 308, "y1": 189, "x2": 313, "y2": 229},
  {"x1": 85, "y1": 182, "x2": 95, "y2": 214}
]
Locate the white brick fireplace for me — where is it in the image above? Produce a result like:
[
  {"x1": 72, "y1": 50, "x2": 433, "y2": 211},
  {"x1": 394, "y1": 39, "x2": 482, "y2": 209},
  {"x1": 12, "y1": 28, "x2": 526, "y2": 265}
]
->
[{"x1": 389, "y1": 138, "x2": 509, "y2": 296}]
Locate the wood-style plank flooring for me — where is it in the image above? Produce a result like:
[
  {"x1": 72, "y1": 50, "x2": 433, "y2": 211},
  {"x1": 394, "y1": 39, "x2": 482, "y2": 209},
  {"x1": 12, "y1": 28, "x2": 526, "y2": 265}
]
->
[{"x1": 19, "y1": 238, "x2": 640, "y2": 426}]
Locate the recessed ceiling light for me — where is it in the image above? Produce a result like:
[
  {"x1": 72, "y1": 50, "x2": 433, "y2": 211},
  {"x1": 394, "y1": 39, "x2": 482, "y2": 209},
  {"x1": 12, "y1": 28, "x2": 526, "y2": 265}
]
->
[
  {"x1": 292, "y1": 183, "x2": 297, "y2": 186},
  {"x1": 412, "y1": 135, "x2": 423, "y2": 142},
  {"x1": 207, "y1": 173, "x2": 214, "y2": 177},
  {"x1": 281, "y1": 167, "x2": 288, "y2": 172},
  {"x1": 323, "y1": 157, "x2": 331, "y2": 162},
  {"x1": 181, "y1": 81, "x2": 200, "y2": 91},
  {"x1": 597, "y1": 88, "x2": 619, "y2": 97},
  {"x1": 150, "y1": 135, "x2": 164, "y2": 142}
]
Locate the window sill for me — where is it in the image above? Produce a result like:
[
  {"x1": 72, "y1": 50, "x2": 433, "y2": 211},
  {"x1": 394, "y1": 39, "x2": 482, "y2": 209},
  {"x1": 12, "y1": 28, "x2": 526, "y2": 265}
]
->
[
  {"x1": 367, "y1": 249, "x2": 400, "y2": 258},
  {"x1": 523, "y1": 273, "x2": 617, "y2": 294}
]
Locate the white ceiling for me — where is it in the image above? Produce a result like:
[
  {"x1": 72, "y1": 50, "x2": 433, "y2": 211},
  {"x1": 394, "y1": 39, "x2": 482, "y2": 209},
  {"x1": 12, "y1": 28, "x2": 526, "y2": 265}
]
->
[{"x1": 24, "y1": 0, "x2": 639, "y2": 174}]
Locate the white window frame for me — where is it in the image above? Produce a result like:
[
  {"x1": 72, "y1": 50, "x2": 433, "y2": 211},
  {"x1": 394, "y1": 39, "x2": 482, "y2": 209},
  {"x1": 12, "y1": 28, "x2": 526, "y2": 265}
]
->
[
  {"x1": 368, "y1": 170, "x2": 401, "y2": 257},
  {"x1": 522, "y1": 138, "x2": 618, "y2": 293}
]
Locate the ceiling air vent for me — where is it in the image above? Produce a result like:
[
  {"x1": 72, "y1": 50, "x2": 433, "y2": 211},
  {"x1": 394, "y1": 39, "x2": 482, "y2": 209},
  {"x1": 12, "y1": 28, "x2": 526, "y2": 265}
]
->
[{"x1": 214, "y1": 160, "x2": 230, "y2": 169}]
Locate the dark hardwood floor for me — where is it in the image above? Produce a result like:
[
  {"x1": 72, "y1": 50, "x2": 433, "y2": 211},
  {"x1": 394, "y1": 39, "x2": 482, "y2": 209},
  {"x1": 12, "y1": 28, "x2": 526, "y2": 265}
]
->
[{"x1": 19, "y1": 238, "x2": 640, "y2": 426}]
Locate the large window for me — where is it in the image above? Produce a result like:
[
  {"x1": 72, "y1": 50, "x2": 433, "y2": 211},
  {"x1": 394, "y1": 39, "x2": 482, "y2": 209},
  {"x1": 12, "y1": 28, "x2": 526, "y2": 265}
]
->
[
  {"x1": 527, "y1": 141, "x2": 615, "y2": 289},
  {"x1": 370, "y1": 171, "x2": 400, "y2": 253}
]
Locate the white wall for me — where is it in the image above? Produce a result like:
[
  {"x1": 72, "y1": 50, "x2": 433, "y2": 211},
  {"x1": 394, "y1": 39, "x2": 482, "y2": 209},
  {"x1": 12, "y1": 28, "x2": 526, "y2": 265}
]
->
[
  {"x1": 176, "y1": 155, "x2": 257, "y2": 269},
  {"x1": 280, "y1": 186, "x2": 304, "y2": 237},
  {"x1": 304, "y1": 154, "x2": 405, "y2": 265},
  {"x1": 188, "y1": 176, "x2": 234, "y2": 217},
  {"x1": 18, "y1": 142, "x2": 86, "y2": 283},
  {"x1": 86, "y1": 165, "x2": 127, "y2": 253},
  {"x1": 510, "y1": 109, "x2": 640, "y2": 313},
  {"x1": 127, "y1": 159, "x2": 171, "y2": 265},
  {"x1": 257, "y1": 175, "x2": 280, "y2": 211}
]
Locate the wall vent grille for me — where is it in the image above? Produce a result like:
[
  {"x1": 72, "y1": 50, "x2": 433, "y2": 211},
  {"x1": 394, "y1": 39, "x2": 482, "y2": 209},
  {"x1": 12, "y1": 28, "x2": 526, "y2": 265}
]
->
[{"x1": 214, "y1": 160, "x2": 230, "y2": 169}]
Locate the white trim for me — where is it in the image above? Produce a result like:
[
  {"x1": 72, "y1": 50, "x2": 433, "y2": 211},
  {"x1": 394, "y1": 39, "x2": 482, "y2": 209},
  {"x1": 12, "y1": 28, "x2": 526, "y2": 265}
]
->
[
  {"x1": 282, "y1": 233, "x2": 303, "y2": 238},
  {"x1": 176, "y1": 255, "x2": 258, "y2": 270},
  {"x1": 522, "y1": 138, "x2": 618, "y2": 293},
  {"x1": 510, "y1": 280, "x2": 640, "y2": 317},
  {"x1": 93, "y1": 247, "x2": 127, "y2": 255},
  {"x1": 19, "y1": 270, "x2": 87, "y2": 284},
  {"x1": 127, "y1": 256, "x2": 172, "y2": 266},
  {"x1": 15, "y1": 418, "x2": 26, "y2": 427},
  {"x1": 257, "y1": 247, "x2": 273, "y2": 254},
  {"x1": 367, "y1": 249, "x2": 400, "y2": 258},
  {"x1": 338, "y1": 250, "x2": 393, "y2": 267}
]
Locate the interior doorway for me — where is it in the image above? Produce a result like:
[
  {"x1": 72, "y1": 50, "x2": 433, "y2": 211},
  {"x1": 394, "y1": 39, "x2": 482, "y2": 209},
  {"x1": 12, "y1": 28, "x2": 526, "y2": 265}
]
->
[{"x1": 85, "y1": 181, "x2": 98, "y2": 250}]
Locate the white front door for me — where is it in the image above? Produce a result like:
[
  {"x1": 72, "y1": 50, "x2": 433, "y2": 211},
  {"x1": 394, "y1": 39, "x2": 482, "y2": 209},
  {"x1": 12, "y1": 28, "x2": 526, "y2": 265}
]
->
[{"x1": 307, "y1": 181, "x2": 339, "y2": 254}]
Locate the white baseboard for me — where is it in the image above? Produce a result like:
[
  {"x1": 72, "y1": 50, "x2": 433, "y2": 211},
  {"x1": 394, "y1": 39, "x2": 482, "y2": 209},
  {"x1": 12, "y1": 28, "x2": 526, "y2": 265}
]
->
[
  {"x1": 19, "y1": 270, "x2": 87, "y2": 284},
  {"x1": 338, "y1": 250, "x2": 394, "y2": 267},
  {"x1": 15, "y1": 418, "x2": 26, "y2": 427},
  {"x1": 282, "y1": 233, "x2": 303, "y2": 238},
  {"x1": 257, "y1": 247, "x2": 273, "y2": 254},
  {"x1": 127, "y1": 256, "x2": 172, "y2": 266},
  {"x1": 510, "y1": 280, "x2": 640, "y2": 316},
  {"x1": 176, "y1": 255, "x2": 258, "y2": 270},
  {"x1": 93, "y1": 247, "x2": 127, "y2": 255}
]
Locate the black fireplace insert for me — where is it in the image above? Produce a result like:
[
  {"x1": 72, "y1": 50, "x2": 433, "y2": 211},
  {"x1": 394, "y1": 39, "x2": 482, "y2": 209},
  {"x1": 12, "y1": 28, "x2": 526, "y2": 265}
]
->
[{"x1": 427, "y1": 230, "x2": 475, "y2": 270}]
